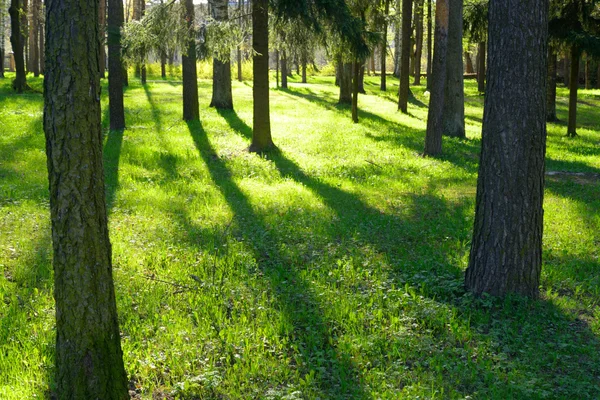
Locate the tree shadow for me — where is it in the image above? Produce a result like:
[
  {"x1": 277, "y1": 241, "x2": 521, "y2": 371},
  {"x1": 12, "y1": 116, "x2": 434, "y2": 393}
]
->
[
  {"x1": 103, "y1": 127, "x2": 124, "y2": 214},
  {"x1": 143, "y1": 84, "x2": 164, "y2": 133}
]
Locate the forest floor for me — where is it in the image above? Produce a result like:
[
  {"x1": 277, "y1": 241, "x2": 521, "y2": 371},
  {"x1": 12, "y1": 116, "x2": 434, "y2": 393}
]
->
[{"x1": 1, "y1": 71, "x2": 599, "y2": 399}]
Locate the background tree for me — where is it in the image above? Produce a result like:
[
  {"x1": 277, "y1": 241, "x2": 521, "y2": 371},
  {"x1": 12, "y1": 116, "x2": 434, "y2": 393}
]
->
[
  {"x1": 464, "y1": 0, "x2": 487, "y2": 93},
  {"x1": 465, "y1": 0, "x2": 548, "y2": 298},
  {"x1": 413, "y1": 0, "x2": 424, "y2": 85},
  {"x1": 44, "y1": 0, "x2": 129, "y2": 395},
  {"x1": 441, "y1": 0, "x2": 465, "y2": 138},
  {"x1": 29, "y1": 0, "x2": 40, "y2": 76},
  {"x1": 182, "y1": 0, "x2": 199, "y2": 121},
  {"x1": 398, "y1": 0, "x2": 412, "y2": 113},
  {"x1": 209, "y1": 0, "x2": 234, "y2": 109},
  {"x1": 108, "y1": 0, "x2": 126, "y2": 129},
  {"x1": 9, "y1": 0, "x2": 27, "y2": 92},
  {"x1": 100, "y1": 0, "x2": 107, "y2": 77}
]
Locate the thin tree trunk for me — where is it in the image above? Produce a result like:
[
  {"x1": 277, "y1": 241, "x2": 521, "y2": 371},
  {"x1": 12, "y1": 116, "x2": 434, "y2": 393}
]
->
[
  {"x1": 398, "y1": 0, "x2": 412, "y2": 113},
  {"x1": 9, "y1": 0, "x2": 26, "y2": 92},
  {"x1": 413, "y1": 0, "x2": 424, "y2": 85},
  {"x1": 301, "y1": 57, "x2": 307, "y2": 83},
  {"x1": 275, "y1": 49, "x2": 280, "y2": 88},
  {"x1": 426, "y1": 0, "x2": 432, "y2": 89},
  {"x1": 39, "y1": 18, "x2": 44, "y2": 74},
  {"x1": 465, "y1": 51, "x2": 474, "y2": 73},
  {"x1": 160, "y1": 51, "x2": 166, "y2": 78},
  {"x1": 30, "y1": 0, "x2": 39, "y2": 76},
  {"x1": 108, "y1": 0, "x2": 126, "y2": 130},
  {"x1": 358, "y1": 63, "x2": 365, "y2": 93},
  {"x1": 441, "y1": 0, "x2": 465, "y2": 138},
  {"x1": 335, "y1": 55, "x2": 341, "y2": 86},
  {"x1": 394, "y1": 3, "x2": 401, "y2": 78},
  {"x1": 424, "y1": 0, "x2": 449, "y2": 156},
  {"x1": 477, "y1": 40, "x2": 485, "y2": 93},
  {"x1": 465, "y1": 0, "x2": 548, "y2": 298},
  {"x1": 44, "y1": 0, "x2": 129, "y2": 395},
  {"x1": 381, "y1": 0, "x2": 390, "y2": 91},
  {"x1": 281, "y1": 49, "x2": 288, "y2": 89},
  {"x1": 352, "y1": 58, "x2": 359, "y2": 123},
  {"x1": 250, "y1": 0, "x2": 274, "y2": 152},
  {"x1": 546, "y1": 44, "x2": 558, "y2": 122},
  {"x1": 210, "y1": 0, "x2": 233, "y2": 109},
  {"x1": 339, "y1": 61, "x2": 353, "y2": 104},
  {"x1": 182, "y1": 0, "x2": 199, "y2": 121},
  {"x1": 237, "y1": 0, "x2": 243, "y2": 81},
  {"x1": 567, "y1": 45, "x2": 580, "y2": 138},
  {"x1": 21, "y1": 0, "x2": 28, "y2": 72},
  {"x1": 140, "y1": 0, "x2": 146, "y2": 84},
  {"x1": 563, "y1": 52, "x2": 569, "y2": 87},
  {"x1": 99, "y1": 0, "x2": 106, "y2": 78}
]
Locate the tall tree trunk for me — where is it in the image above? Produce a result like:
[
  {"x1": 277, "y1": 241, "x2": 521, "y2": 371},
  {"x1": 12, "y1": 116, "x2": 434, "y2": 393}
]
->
[
  {"x1": 99, "y1": 0, "x2": 106, "y2": 78},
  {"x1": 424, "y1": 0, "x2": 449, "y2": 156},
  {"x1": 301, "y1": 56, "x2": 307, "y2": 83},
  {"x1": 358, "y1": 63, "x2": 365, "y2": 94},
  {"x1": 160, "y1": 51, "x2": 166, "y2": 78},
  {"x1": 335, "y1": 55, "x2": 341, "y2": 86},
  {"x1": 563, "y1": 52, "x2": 569, "y2": 87},
  {"x1": 567, "y1": 45, "x2": 580, "y2": 138},
  {"x1": 465, "y1": 0, "x2": 548, "y2": 298},
  {"x1": 275, "y1": 49, "x2": 280, "y2": 88},
  {"x1": 281, "y1": 49, "x2": 288, "y2": 89},
  {"x1": 546, "y1": 44, "x2": 558, "y2": 122},
  {"x1": 250, "y1": 0, "x2": 274, "y2": 152},
  {"x1": 465, "y1": 51, "x2": 474, "y2": 73},
  {"x1": 9, "y1": 0, "x2": 26, "y2": 92},
  {"x1": 30, "y1": 0, "x2": 39, "y2": 76},
  {"x1": 210, "y1": 0, "x2": 233, "y2": 109},
  {"x1": 140, "y1": 0, "x2": 146, "y2": 84},
  {"x1": 477, "y1": 40, "x2": 485, "y2": 92},
  {"x1": 39, "y1": 18, "x2": 44, "y2": 74},
  {"x1": 21, "y1": 0, "x2": 28, "y2": 72},
  {"x1": 441, "y1": 0, "x2": 465, "y2": 138},
  {"x1": 182, "y1": 0, "x2": 199, "y2": 121},
  {"x1": 585, "y1": 55, "x2": 590, "y2": 90},
  {"x1": 381, "y1": 0, "x2": 390, "y2": 91},
  {"x1": 413, "y1": 0, "x2": 424, "y2": 85},
  {"x1": 352, "y1": 58, "x2": 359, "y2": 123},
  {"x1": 108, "y1": 0, "x2": 126, "y2": 130},
  {"x1": 339, "y1": 61, "x2": 353, "y2": 104},
  {"x1": 398, "y1": 0, "x2": 412, "y2": 113},
  {"x1": 237, "y1": 0, "x2": 243, "y2": 81},
  {"x1": 426, "y1": 0, "x2": 432, "y2": 89},
  {"x1": 44, "y1": 0, "x2": 129, "y2": 395},
  {"x1": 394, "y1": 9, "x2": 401, "y2": 78},
  {"x1": 133, "y1": 0, "x2": 141, "y2": 78}
]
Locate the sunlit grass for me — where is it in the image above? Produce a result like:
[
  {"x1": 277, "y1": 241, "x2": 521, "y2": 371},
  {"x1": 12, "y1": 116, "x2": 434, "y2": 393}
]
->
[{"x1": 1, "y1": 70, "x2": 599, "y2": 399}]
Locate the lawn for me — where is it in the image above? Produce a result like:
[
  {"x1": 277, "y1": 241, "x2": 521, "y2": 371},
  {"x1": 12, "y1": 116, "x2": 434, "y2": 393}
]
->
[{"x1": 0, "y1": 70, "x2": 599, "y2": 399}]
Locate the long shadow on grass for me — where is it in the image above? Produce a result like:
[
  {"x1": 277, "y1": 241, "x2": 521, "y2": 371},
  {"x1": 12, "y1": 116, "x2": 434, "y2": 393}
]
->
[
  {"x1": 187, "y1": 120, "x2": 370, "y2": 398},
  {"x1": 143, "y1": 84, "x2": 163, "y2": 133},
  {"x1": 103, "y1": 129, "x2": 124, "y2": 213}
]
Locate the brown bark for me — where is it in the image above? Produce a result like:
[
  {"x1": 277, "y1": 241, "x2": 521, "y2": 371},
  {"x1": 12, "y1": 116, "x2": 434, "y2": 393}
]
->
[
  {"x1": 30, "y1": 0, "x2": 40, "y2": 76},
  {"x1": 210, "y1": 0, "x2": 233, "y2": 109},
  {"x1": 9, "y1": 0, "x2": 27, "y2": 92},
  {"x1": 413, "y1": 0, "x2": 424, "y2": 85},
  {"x1": 99, "y1": 0, "x2": 107, "y2": 77},
  {"x1": 338, "y1": 61, "x2": 352, "y2": 105},
  {"x1": 250, "y1": 0, "x2": 274, "y2": 152},
  {"x1": 381, "y1": 0, "x2": 390, "y2": 91},
  {"x1": 424, "y1": 0, "x2": 449, "y2": 156},
  {"x1": 108, "y1": 0, "x2": 126, "y2": 129},
  {"x1": 44, "y1": 0, "x2": 129, "y2": 395},
  {"x1": 398, "y1": 0, "x2": 412, "y2": 113},
  {"x1": 465, "y1": 51, "x2": 474, "y2": 74},
  {"x1": 477, "y1": 40, "x2": 485, "y2": 93},
  {"x1": 441, "y1": 0, "x2": 465, "y2": 138},
  {"x1": 39, "y1": 18, "x2": 44, "y2": 74},
  {"x1": 182, "y1": 0, "x2": 199, "y2": 121},
  {"x1": 567, "y1": 45, "x2": 580, "y2": 138},
  {"x1": 301, "y1": 57, "x2": 307, "y2": 83},
  {"x1": 426, "y1": 0, "x2": 432, "y2": 89},
  {"x1": 465, "y1": 0, "x2": 548, "y2": 298},
  {"x1": 281, "y1": 49, "x2": 288, "y2": 89}
]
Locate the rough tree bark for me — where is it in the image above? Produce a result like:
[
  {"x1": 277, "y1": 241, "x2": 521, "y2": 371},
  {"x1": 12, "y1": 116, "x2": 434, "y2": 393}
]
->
[
  {"x1": 567, "y1": 45, "x2": 580, "y2": 138},
  {"x1": 99, "y1": 0, "x2": 106, "y2": 78},
  {"x1": 398, "y1": 0, "x2": 412, "y2": 113},
  {"x1": 426, "y1": 0, "x2": 432, "y2": 89},
  {"x1": 424, "y1": 0, "x2": 449, "y2": 156},
  {"x1": 413, "y1": 0, "x2": 424, "y2": 85},
  {"x1": 108, "y1": 0, "x2": 126, "y2": 129},
  {"x1": 182, "y1": 0, "x2": 199, "y2": 121},
  {"x1": 381, "y1": 0, "x2": 390, "y2": 91},
  {"x1": 465, "y1": 0, "x2": 548, "y2": 298},
  {"x1": 546, "y1": 45, "x2": 558, "y2": 122},
  {"x1": 465, "y1": 51, "x2": 474, "y2": 73},
  {"x1": 30, "y1": 0, "x2": 40, "y2": 76},
  {"x1": 338, "y1": 61, "x2": 353, "y2": 104},
  {"x1": 441, "y1": 0, "x2": 465, "y2": 138},
  {"x1": 44, "y1": 0, "x2": 130, "y2": 395},
  {"x1": 250, "y1": 0, "x2": 274, "y2": 152},
  {"x1": 477, "y1": 41, "x2": 485, "y2": 92},
  {"x1": 9, "y1": 0, "x2": 27, "y2": 92},
  {"x1": 210, "y1": 0, "x2": 233, "y2": 109}
]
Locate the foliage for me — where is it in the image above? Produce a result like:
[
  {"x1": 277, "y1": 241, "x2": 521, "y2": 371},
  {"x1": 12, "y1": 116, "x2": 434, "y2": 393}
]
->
[
  {"x1": 463, "y1": 0, "x2": 488, "y2": 43},
  {"x1": 549, "y1": 0, "x2": 600, "y2": 55},
  {"x1": 1, "y1": 74, "x2": 600, "y2": 398}
]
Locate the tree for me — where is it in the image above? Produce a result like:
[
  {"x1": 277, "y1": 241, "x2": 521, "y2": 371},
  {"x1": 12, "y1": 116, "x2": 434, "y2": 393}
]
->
[
  {"x1": 380, "y1": 0, "x2": 390, "y2": 91},
  {"x1": 249, "y1": 0, "x2": 274, "y2": 152},
  {"x1": 547, "y1": 43, "x2": 559, "y2": 122},
  {"x1": 398, "y1": 0, "x2": 412, "y2": 113},
  {"x1": 426, "y1": 0, "x2": 432, "y2": 89},
  {"x1": 29, "y1": 0, "x2": 40, "y2": 76},
  {"x1": 100, "y1": 0, "x2": 107, "y2": 77},
  {"x1": 464, "y1": 0, "x2": 488, "y2": 93},
  {"x1": 441, "y1": 0, "x2": 465, "y2": 138},
  {"x1": 182, "y1": 0, "x2": 199, "y2": 121},
  {"x1": 424, "y1": 0, "x2": 448, "y2": 156},
  {"x1": 108, "y1": 0, "x2": 126, "y2": 130},
  {"x1": 413, "y1": 0, "x2": 424, "y2": 85},
  {"x1": 210, "y1": 0, "x2": 234, "y2": 109},
  {"x1": 465, "y1": 0, "x2": 548, "y2": 298},
  {"x1": 9, "y1": 0, "x2": 27, "y2": 92},
  {"x1": 44, "y1": 0, "x2": 129, "y2": 395}
]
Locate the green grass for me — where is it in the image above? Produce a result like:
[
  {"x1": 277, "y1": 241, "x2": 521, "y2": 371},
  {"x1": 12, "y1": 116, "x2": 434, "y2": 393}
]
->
[{"x1": 1, "y1": 70, "x2": 599, "y2": 399}]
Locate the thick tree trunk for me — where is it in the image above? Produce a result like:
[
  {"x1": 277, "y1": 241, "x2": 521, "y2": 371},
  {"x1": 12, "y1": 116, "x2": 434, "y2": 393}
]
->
[
  {"x1": 99, "y1": 0, "x2": 106, "y2": 78},
  {"x1": 281, "y1": 49, "x2": 288, "y2": 89},
  {"x1": 108, "y1": 0, "x2": 126, "y2": 130},
  {"x1": 465, "y1": 51, "x2": 474, "y2": 73},
  {"x1": 44, "y1": 0, "x2": 129, "y2": 395},
  {"x1": 441, "y1": 0, "x2": 465, "y2": 138},
  {"x1": 413, "y1": 0, "x2": 424, "y2": 85},
  {"x1": 477, "y1": 40, "x2": 485, "y2": 93},
  {"x1": 398, "y1": 0, "x2": 412, "y2": 113},
  {"x1": 424, "y1": 0, "x2": 449, "y2": 156},
  {"x1": 546, "y1": 45, "x2": 558, "y2": 122},
  {"x1": 465, "y1": 0, "x2": 548, "y2": 298},
  {"x1": 567, "y1": 45, "x2": 580, "y2": 138},
  {"x1": 182, "y1": 0, "x2": 199, "y2": 121},
  {"x1": 250, "y1": 0, "x2": 274, "y2": 152},
  {"x1": 9, "y1": 0, "x2": 26, "y2": 92},
  {"x1": 426, "y1": 0, "x2": 432, "y2": 89},
  {"x1": 210, "y1": 0, "x2": 233, "y2": 109},
  {"x1": 338, "y1": 61, "x2": 353, "y2": 105},
  {"x1": 352, "y1": 58, "x2": 359, "y2": 123},
  {"x1": 381, "y1": 0, "x2": 390, "y2": 91}
]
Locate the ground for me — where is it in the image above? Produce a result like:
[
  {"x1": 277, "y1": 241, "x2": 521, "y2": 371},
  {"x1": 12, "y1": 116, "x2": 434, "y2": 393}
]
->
[{"x1": 0, "y1": 70, "x2": 599, "y2": 399}]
